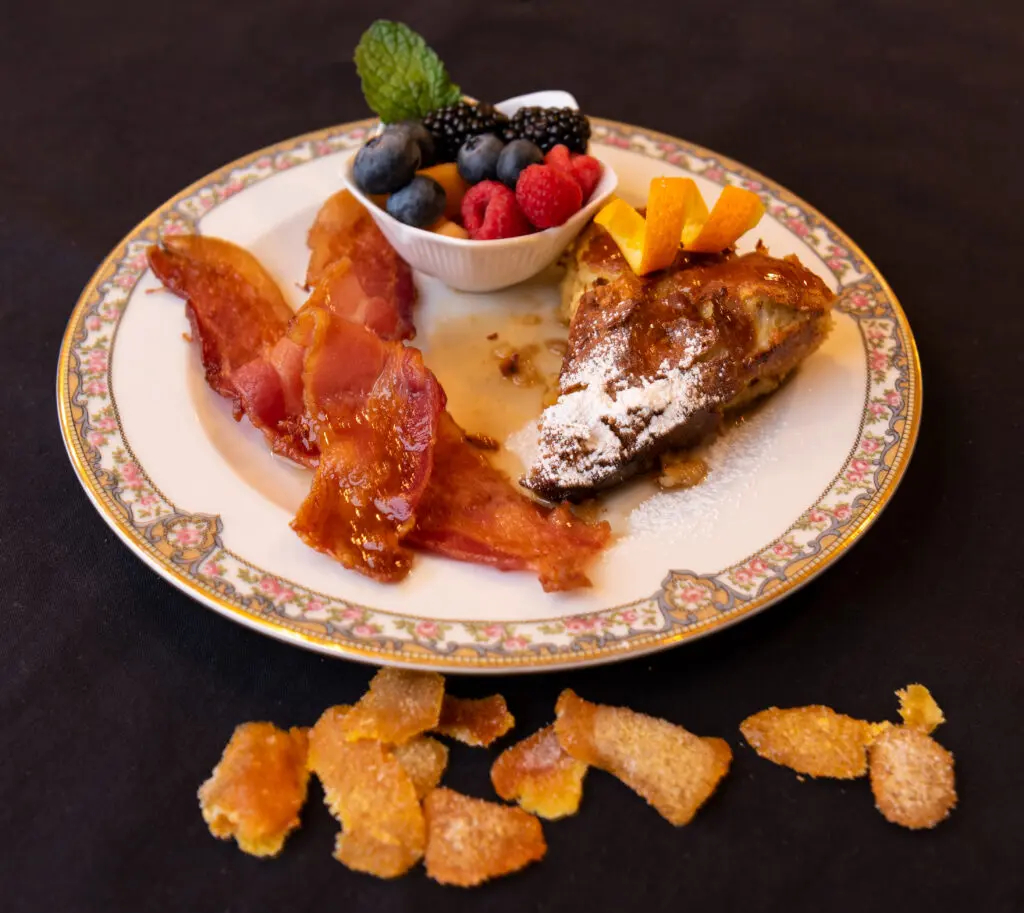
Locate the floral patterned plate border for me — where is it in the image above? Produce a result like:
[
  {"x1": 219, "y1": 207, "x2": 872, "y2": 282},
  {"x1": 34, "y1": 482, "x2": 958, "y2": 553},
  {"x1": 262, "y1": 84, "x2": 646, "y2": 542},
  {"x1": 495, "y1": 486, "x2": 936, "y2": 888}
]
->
[{"x1": 57, "y1": 118, "x2": 920, "y2": 672}]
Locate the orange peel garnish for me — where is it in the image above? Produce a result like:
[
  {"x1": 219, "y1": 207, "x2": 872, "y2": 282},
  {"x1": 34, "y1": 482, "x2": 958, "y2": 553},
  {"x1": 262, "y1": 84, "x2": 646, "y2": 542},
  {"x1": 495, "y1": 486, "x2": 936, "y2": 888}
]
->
[
  {"x1": 683, "y1": 185, "x2": 765, "y2": 253},
  {"x1": 636, "y1": 177, "x2": 690, "y2": 273},
  {"x1": 679, "y1": 180, "x2": 710, "y2": 247},
  {"x1": 594, "y1": 198, "x2": 646, "y2": 273},
  {"x1": 596, "y1": 178, "x2": 759, "y2": 274}
]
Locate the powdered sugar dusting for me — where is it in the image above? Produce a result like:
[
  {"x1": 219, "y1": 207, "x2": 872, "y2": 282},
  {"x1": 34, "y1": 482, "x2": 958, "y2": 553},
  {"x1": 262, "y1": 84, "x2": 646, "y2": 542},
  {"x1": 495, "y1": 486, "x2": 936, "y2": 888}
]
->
[
  {"x1": 528, "y1": 326, "x2": 721, "y2": 492},
  {"x1": 625, "y1": 405, "x2": 785, "y2": 539}
]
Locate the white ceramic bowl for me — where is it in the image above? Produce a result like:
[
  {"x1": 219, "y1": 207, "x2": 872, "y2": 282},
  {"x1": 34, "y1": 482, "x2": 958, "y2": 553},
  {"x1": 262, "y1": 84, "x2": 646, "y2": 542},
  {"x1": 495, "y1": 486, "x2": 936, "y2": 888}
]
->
[{"x1": 341, "y1": 91, "x2": 618, "y2": 293}]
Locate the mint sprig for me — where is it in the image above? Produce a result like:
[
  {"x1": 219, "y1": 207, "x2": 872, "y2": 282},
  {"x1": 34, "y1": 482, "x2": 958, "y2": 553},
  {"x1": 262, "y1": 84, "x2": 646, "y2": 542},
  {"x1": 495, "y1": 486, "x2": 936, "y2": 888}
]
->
[{"x1": 354, "y1": 20, "x2": 462, "y2": 124}]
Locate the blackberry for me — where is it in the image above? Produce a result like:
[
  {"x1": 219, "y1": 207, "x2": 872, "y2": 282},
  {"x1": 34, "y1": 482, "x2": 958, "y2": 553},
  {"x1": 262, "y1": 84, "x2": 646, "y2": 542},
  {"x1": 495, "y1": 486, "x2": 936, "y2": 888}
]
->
[
  {"x1": 422, "y1": 101, "x2": 509, "y2": 163},
  {"x1": 503, "y1": 107, "x2": 591, "y2": 154}
]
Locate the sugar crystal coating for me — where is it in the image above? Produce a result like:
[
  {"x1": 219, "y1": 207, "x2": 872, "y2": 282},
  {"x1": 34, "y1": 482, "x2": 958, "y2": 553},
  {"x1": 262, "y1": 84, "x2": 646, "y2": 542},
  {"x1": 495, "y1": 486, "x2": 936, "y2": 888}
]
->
[
  {"x1": 869, "y1": 727, "x2": 956, "y2": 829},
  {"x1": 555, "y1": 689, "x2": 730, "y2": 825},
  {"x1": 424, "y1": 787, "x2": 546, "y2": 886},
  {"x1": 491, "y1": 724, "x2": 587, "y2": 819},
  {"x1": 198, "y1": 722, "x2": 310, "y2": 857},
  {"x1": 338, "y1": 667, "x2": 445, "y2": 745},
  {"x1": 740, "y1": 705, "x2": 875, "y2": 779},
  {"x1": 435, "y1": 694, "x2": 515, "y2": 747},
  {"x1": 308, "y1": 706, "x2": 425, "y2": 877},
  {"x1": 393, "y1": 736, "x2": 450, "y2": 799}
]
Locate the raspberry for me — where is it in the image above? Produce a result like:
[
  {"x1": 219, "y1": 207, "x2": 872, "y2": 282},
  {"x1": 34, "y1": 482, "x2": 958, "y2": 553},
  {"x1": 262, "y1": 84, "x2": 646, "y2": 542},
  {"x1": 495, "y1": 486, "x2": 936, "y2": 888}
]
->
[
  {"x1": 570, "y1": 153, "x2": 603, "y2": 201},
  {"x1": 544, "y1": 144, "x2": 574, "y2": 177},
  {"x1": 460, "y1": 180, "x2": 532, "y2": 240},
  {"x1": 515, "y1": 164, "x2": 583, "y2": 229}
]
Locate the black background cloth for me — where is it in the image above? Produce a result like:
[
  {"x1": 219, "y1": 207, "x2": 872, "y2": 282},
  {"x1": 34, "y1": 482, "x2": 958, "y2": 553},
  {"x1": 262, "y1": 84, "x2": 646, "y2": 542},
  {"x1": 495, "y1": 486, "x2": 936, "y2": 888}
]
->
[{"x1": 2, "y1": 1, "x2": 1022, "y2": 910}]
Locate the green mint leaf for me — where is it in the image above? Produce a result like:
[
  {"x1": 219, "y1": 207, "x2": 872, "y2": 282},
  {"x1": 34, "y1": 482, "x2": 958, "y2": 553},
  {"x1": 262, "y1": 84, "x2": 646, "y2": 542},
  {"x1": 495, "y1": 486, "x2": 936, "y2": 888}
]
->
[{"x1": 354, "y1": 20, "x2": 461, "y2": 123}]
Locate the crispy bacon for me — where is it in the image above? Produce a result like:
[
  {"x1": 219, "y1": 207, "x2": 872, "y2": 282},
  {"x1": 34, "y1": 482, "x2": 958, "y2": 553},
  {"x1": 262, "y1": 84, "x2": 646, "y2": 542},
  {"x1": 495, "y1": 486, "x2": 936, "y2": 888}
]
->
[
  {"x1": 148, "y1": 236, "x2": 293, "y2": 397},
  {"x1": 305, "y1": 189, "x2": 416, "y2": 340},
  {"x1": 152, "y1": 223, "x2": 610, "y2": 589},
  {"x1": 231, "y1": 340, "x2": 314, "y2": 467},
  {"x1": 148, "y1": 237, "x2": 318, "y2": 465},
  {"x1": 408, "y1": 413, "x2": 611, "y2": 591},
  {"x1": 289, "y1": 307, "x2": 445, "y2": 582}
]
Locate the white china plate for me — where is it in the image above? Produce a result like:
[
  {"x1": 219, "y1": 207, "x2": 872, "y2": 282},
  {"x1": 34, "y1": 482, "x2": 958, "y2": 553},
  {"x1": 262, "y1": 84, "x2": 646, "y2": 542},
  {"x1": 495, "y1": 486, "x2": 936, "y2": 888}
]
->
[{"x1": 57, "y1": 118, "x2": 920, "y2": 672}]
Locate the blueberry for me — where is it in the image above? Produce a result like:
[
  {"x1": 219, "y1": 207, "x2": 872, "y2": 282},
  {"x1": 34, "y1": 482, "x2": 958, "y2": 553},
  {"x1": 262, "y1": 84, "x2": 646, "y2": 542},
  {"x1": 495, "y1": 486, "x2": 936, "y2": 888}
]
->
[
  {"x1": 387, "y1": 120, "x2": 436, "y2": 168},
  {"x1": 353, "y1": 131, "x2": 421, "y2": 195},
  {"x1": 386, "y1": 175, "x2": 446, "y2": 228},
  {"x1": 457, "y1": 134, "x2": 505, "y2": 185},
  {"x1": 497, "y1": 139, "x2": 544, "y2": 189}
]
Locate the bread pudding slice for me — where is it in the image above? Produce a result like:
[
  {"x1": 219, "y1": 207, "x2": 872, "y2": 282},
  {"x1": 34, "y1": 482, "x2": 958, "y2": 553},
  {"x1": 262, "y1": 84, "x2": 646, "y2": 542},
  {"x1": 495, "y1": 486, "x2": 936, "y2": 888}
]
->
[{"x1": 523, "y1": 223, "x2": 835, "y2": 501}]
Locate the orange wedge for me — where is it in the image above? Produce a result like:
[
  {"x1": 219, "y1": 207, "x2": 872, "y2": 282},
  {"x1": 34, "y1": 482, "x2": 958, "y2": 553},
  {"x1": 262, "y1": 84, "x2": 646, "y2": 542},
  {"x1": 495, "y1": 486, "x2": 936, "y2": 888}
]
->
[
  {"x1": 594, "y1": 198, "x2": 646, "y2": 273},
  {"x1": 684, "y1": 185, "x2": 765, "y2": 253},
  {"x1": 637, "y1": 178, "x2": 689, "y2": 274}
]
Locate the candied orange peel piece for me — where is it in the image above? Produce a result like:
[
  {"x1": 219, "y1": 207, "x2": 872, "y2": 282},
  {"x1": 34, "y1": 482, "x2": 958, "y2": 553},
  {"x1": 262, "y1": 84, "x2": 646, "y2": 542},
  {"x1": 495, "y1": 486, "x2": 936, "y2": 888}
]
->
[
  {"x1": 683, "y1": 185, "x2": 765, "y2": 253},
  {"x1": 740, "y1": 705, "x2": 875, "y2": 779},
  {"x1": 338, "y1": 667, "x2": 445, "y2": 745},
  {"x1": 554, "y1": 690, "x2": 731, "y2": 825},
  {"x1": 393, "y1": 736, "x2": 450, "y2": 799},
  {"x1": 198, "y1": 722, "x2": 310, "y2": 857},
  {"x1": 424, "y1": 787, "x2": 547, "y2": 887},
  {"x1": 491, "y1": 724, "x2": 588, "y2": 820},
  {"x1": 869, "y1": 727, "x2": 956, "y2": 829},
  {"x1": 308, "y1": 705, "x2": 425, "y2": 878},
  {"x1": 435, "y1": 694, "x2": 515, "y2": 747},
  {"x1": 896, "y1": 684, "x2": 945, "y2": 734}
]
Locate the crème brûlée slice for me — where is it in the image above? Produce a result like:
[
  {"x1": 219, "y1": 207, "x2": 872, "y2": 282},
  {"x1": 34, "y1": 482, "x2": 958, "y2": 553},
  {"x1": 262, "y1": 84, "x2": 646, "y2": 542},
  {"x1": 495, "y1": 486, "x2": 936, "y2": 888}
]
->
[{"x1": 522, "y1": 222, "x2": 836, "y2": 501}]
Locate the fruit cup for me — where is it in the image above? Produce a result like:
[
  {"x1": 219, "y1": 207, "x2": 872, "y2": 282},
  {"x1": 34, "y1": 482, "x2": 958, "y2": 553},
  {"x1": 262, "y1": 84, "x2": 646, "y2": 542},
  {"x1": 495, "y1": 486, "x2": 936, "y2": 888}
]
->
[{"x1": 341, "y1": 91, "x2": 618, "y2": 293}]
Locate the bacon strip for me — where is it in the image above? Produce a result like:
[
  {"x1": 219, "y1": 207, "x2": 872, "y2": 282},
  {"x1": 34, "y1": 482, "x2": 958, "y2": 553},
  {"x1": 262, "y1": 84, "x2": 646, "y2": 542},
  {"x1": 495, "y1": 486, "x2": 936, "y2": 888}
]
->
[
  {"x1": 151, "y1": 222, "x2": 609, "y2": 589},
  {"x1": 408, "y1": 413, "x2": 611, "y2": 591},
  {"x1": 306, "y1": 189, "x2": 417, "y2": 340},
  {"x1": 148, "y1": 237, "x2": 317, "y2": 465},
  {"x1": 289, "y1": 307, "x2": 444, "y2": 582},
  {"x1": 148, "y1": 236, "x2": 292, "y2": 397}
]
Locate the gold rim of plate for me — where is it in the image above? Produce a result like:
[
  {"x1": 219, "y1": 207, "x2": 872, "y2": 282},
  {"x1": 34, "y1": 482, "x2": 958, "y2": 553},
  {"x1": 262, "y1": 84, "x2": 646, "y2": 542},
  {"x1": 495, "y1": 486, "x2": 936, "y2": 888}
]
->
[{"x1": 56, "y1": 117, "x2": 922, "y2": 672}]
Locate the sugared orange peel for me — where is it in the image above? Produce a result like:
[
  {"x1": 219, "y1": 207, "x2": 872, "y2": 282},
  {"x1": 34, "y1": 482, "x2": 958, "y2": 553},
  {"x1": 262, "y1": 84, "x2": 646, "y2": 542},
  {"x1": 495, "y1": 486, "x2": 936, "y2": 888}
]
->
[{"x1": 683, "y1": 185, "x2": 765, "y2": 253}]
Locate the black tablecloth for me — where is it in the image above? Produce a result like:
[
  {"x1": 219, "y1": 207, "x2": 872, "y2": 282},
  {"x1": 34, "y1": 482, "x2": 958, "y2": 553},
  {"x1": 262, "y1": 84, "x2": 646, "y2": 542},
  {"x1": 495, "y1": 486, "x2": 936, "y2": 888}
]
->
[{"x1": 3, "y1": 1, "x2": 1022, "y2": 910}]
